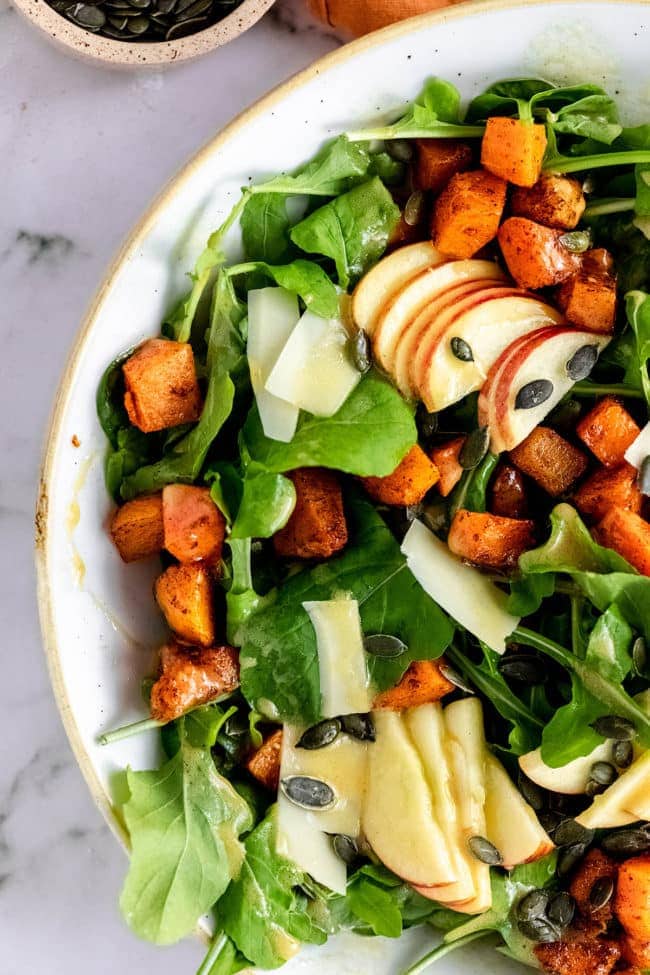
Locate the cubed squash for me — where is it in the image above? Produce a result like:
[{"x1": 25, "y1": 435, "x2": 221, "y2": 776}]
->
[
  {"x1": 616, "y1": 853, "x2": 650, "y2": 941},
  {"x1": 432, "y1": 169, "x2": 507, "y2": 259},
  {"x1": 162, "y1": 484, "x2": 226, "y2": 564},
  {"x1": 497, "y1": 217, "x2": 581, "y2": 289},
  {"x1": 150, "y1": 642, "x2": 239, "y2": 722},
  {"x1": 373, "y1": 659, "x2": 454, "y2": 710},
  {"x1": 361, "y1": 444, "x2": 440, "y2": 506},
  {"x1": 510, "y1": 174, "x2": 586, "y2": 229},
  {"x1": 110, "y1": 493, "x2": 164, "y2": 562},
  {"x1": 577, "y1": 398, "x2": 641, "y2": 467},
  {"x1": 489, "y1": 463, "x2": 529, "y2": 518},
  {"x1": 568, "y1": 848, "x2": 618, "y2": 927},
  {"x1": 594, "y1": 507, "x2": 650, "y2": 576},
  {"x1": 448, "y1": 509, "x2": 536, "y2": 570},
  {"x1": 430, "y1": 437, "x2": 465, "y2": 498},
  {"x1": 480, "y1": 117, "x2": 547, "y2": 187},
  {"x1": 556, "y1": 263, "x2": 617, "y2": 335},
  {"x1": 246, "y1": 729, "x2": 283, "y2": 791},
  {"x1": 535, "y1": 935, "x2": 621, "y2": 975},
  {"x1": 414, "y1": 138, "x2": 474, "y2": 193},
  {"x1": 123, "y1": 338, "x2": 202, "y2": 433},
  {"x1": 154, "y1": 563, "x2": 216, "y2": 646},
  {"x1": 573, "y1": 463, "x2": 642, "y2": 523},
  {"x1": 273, "y1": 467, "x2": 347, "y2": 560},
  {"x1": 509, "y1": 427, "x2": 588, "y2": 497}
]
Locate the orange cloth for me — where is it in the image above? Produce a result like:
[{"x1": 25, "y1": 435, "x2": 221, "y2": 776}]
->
[{"x1": 308, "y1": 0, "x2": 467, "y2": 36}]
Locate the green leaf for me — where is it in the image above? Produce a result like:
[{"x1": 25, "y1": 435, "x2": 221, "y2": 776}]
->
[
  {"x1": 96, "y1": 348, "x2": 133, "y2": 446},
  {"x1": 243, "y1": 371, "x2": 416, "y2": 478},
  {"x1": 186, "y1": 703, "x2": 238, "y2": 749},
  {"x1": 165, "y1": 236, "x2": 225, "y2": 344},
  {"x1": 343, "y1": 877, "x2": 403, "y2": 938},
  {"x1": 257, "y1": 136, "x2": 372, "y2": 198},
  {"x1": 229, "y1": 259, "x2": 339, "y2": 319},
  {"x1": 625, "y1": 290, "x2": 650, "y2": 405},
  {"x1": 230, "y1": 467, "x2": 296, "y2": 540},
  {"x1": 196, "y1": 934, "x2": 251, "y2": 975},
  {"x1": 206, "y1": 270, "x2": 247, "y2": 375},
  {"x1": 467, "y1": 78, "x2": 551, "y2": 122},
  {"x1": 241, "y1": 194, "x2": 292, "y2": 264},
  {"x1": 238, "y1": 496, "x2": 454, "y2": 723},
  {"x1": 507, "y1": 574, "x2": 556, "y2": 617},
  {"x1": 449, "y1": 452, "x2": 498, "y2": 517},
  {"x1": 218, "y1": 810, "x2": 329, "y2": 969},
  {"x1": 290, "y1": 178, "x2": 400, "y2": 289},
  {"x1": 519, "y1": 503, "x2": 632, "y2": 576},
  {"x1": 119, "y1": 719, "x2": 253, "y2": 944}
]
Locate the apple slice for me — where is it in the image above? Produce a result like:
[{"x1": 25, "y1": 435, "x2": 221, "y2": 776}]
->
[
  {"x1": 352, "y1": 241, "x2": 444, "y2": 336},
  {"x1": 443, "y1": 698, "x2": 492, "y2": 915},
  {"x1": 519, "y1": 742, "x2": 614, "y2": 796},
  {"x1": 576, "y1": 750, "x2": 650, "y2": 830},
  {"x1": 405, "y1": 704, "x2": 476, "y2": 903},
  {"x1": 372, "y1": 259, "x2": 507, "y2": 373},
  {"x1": 484, "y1": 754, "x2": 554, "y2": 870},
  {"x1": 362, "y1": 710, "x2": 458, "y2": 888},
  {"x1": 420, "y1": 295, "x2": 563, "y2": 413},
  {"x1": 478, "y1": 326, "x2": 610, "y2": 453}
]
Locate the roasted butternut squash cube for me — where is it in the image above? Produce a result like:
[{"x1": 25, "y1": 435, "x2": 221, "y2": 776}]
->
[
  {"x1": 621, "y1": 935, "x2": 650, "y2": 969},
  {"x1": 595, "y1": 507, "x2": 650, "y2": 575},
  {"x1": 535, "y1": 934, "x2": 621, "y2": 975},
  {"x1": 273, "y1": 467, "x2": 347, "y2": 560},
  {"x1": 577, "y1": 398, "x2": 641, "y2": 467},
  {"x1": 511, "y1": 174, "x2": 586, "y2": 229},
  {"x1": 498, "y1": 217, "x2": 581, "y2": 289},
  {"x1": 110, "y1": 493, "x2": 164, "y2": 562},
  {"x1": 448, "y1": 509, "x2": 536, "y2": 570},
  {"x1": 389, "y1": 212, "x2": 427, "y2": 249},
  {"x1": 481, "y1": 117, "x2": 547, "y2": 187},
  {"x1": 414, "y1": 138, "x2": 474, "y2": 193},
  {"x1": 569, "y1": 848, "x2": 618, "y2": 928},
  {"x1": 430, "y1": 437, "x2": 465, "y2": 498},
  {"x1": 373, "y1": 659, "x2": 454, "y2": 710},
  {"x1": 489, "y1": 463, "x2": 529, "y2": 518},
  {"x1": 246, "y1": 729, "x2": 283, "y2": 791},
  {"x1": 616, "y1": 853, "x2": 650, "y2": 941},
  {"x1": 509, "y1": 427, "x2": 588, "y2": 497},
  {"x1": 150, "y1": 641, "x2": 239, "y2": 722},
  {"x1": 556, "y1": 265, "x2": 617, "y2": 335},
  {"x1": 123, "y1": 338, "x2": 202, "y2": 433},
  {"x1": 162, "y1": 484, "x2": 226, "y2": 564},
  {"x1": 432, "y1": 169, "x2": 507, "y2": 259},
  {"x1": 573, "y1": 463, "x2": 642, "y2": 523},
  {"x1": 154, "y1": 563, "x2": 216, "y2": 646},
  {"x1": 361, "y1": 444, "x2": 439, "y2": 506}
]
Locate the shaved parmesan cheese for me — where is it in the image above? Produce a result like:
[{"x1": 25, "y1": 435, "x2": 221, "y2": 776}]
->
[
  {"x1": 265, "y1": 309, "x2": 361, "y2": 417},
  {"x1": 276, "y1": 794, "x2": 346, "y2": 894},
  {"x1": 624, "y1": 421, "x2": 650, "y2": 470},
  {"x1": 303, "y1": 598, "x2": 371, "y2": 717},
  {"x1": 400, "y1": 519, "x2": 520, "y2": 653},
  {"x1": 247, "y1": 288, "x2": 300, "y2": 442}
]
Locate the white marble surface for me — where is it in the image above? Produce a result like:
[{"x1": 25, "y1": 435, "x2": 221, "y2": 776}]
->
[{"x1": 0, "y1": 4, "x2": 340, "y2": 971}]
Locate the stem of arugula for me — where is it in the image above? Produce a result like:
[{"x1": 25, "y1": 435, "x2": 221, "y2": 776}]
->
[
  {"x1": 571, "y1": 596, "x2": 585, "y2": 660},
  {"x1": 345, "y1": 125, "x2": 486, "y2": 142},
  {"x1": 195, "y1": 932, "x2": 229, "y2": 975},
  {"x1": 98, "y1": 717, "x2": 164, "y2": 746},
  {"x1": 584, "y1": 197, "x2": 635, "y2": 218},
  {"x1": 573, "y1": 381, "x2": 644, "y2": 399},
  {"x1": 544, "y1": 150, "x2": 650, "y2": 173},
  {"x1": 402, "y1": 931, "x2": 491, "y2": 975}
]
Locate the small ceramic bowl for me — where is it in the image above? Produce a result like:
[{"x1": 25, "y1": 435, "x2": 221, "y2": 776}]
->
[{"x1": 12, "y1": 0, "x2": 275, "y2": 67}]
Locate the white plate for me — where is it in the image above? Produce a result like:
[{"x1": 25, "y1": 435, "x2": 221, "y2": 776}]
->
[{"x1": 36, "y1": 2, "x2": 650, "y2": 971}]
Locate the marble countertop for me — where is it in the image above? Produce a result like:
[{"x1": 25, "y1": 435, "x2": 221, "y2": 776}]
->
[{"x1": 1, "y1": 5, "x2": 340, "y2": 971}]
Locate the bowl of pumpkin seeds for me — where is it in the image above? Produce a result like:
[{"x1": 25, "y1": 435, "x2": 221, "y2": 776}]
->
[{"x1": 13, "y1": 0, "x2": 275, "y2": 66}]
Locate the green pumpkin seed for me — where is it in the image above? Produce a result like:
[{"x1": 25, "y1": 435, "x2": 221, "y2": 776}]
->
[
  {"x1": 517, "y1": 889, "x2": 550, "y2": 922},
  {"x1": 459, "y1": 426, "x2": 490, "y2": 470},
  {"x1": 108, "y1": 15, "x2": 128, "y2": 27},
  {"x1": 128, "y1": 0, "x2": 150, "y2": 8},
  {"x1": 553, "y1": 819, "x2": 594, "y2": 848},
  {"x1": 296, "y1": 718, "x2": 341, "y2": 750},
  {"x1": 438, "y1": 662, "x2": 474, "y2": 694},
  {"x1": 176, "y1": 0, "x2": 211, "y2": 20},
  {"x1": 602, "y1": 828, "x2": 650, "y2": 856},
  {"x1": 126, "y1": 13, "x2": 149, "y2": 30},
  {"x1": 351, "y1": 330, "x2": 372, "y2": 374},
  {"x1": 404, "y1": 191, "x2": 425, "y2": 227},
  {"x1": 363, "y1": 634, "x2": 408, "y2": 658},
  {"x1": 633, "y1": 636, "x2": 648, "y2": 676},
  {"x1": 518, "y1": 772, "x2": 545, "y2": 811},
  {"x1": 557, "y1": 842, "x2": 588, "y2": 876},
  {"x1": 498, "y1": 654, "x2": 546, "y2": 685},
  {"x1": 566, "y1": 344, "x2": 599, "y2": 381},
  {"x1": 155, "y1": 0, "x2": 176, "y2": 11},
  {"x1": 386, "y1": 140, "x2": 413, "y2": 163},
  {"x1": 559, "y1": 229, "x2": 593, "y2": 253},
  {"x1": 340, "y1": 713, "x2": 375, "y2": 742},
  {"x1": 281, "y1": 775, "x2": 335, "y2": 810},
  {"x1": 591, "y1": 715, "x2": 636, "y2": 741},
  {"x1": 468, "y1": 835, "x2": 503, "y2": 865},
  {"x1": 450, "y1": 336, "x2": 474, "y2": 362},
  {"x1": 70, "y1": 3, "x2": 106, "y2": 26},
  {"x1": 416, "y1": 404, "x2": 438, "y2": 439},
  {"x1": 585, "y1": 778, "x2": 607, "y2": 797},
  {"x1": 547, "y1": 891, "x2": 575, "y2": 928},
  {"x1": 165, "y1": 15, "x2": 207, "y2": 37},
  {"x1": 332, "y1": 834, "x2": 359, "y2": 864},
  {"x1": 515, "y1": 379, "x2": 554, "y2": 411},
  {"x1": 589, "y1": 876, "x2": 614, "y2": 911},
  {"x1": 613, "y1": 739, "x2": 634, "y2": 769},
  {"x1": 518, "y1": 917, "x2": 561, "y2": 943},
  {"x1": 639, "y1": 456, "x2": 650, "y2": 496},
  {"x1": 590, "y1": 761, "x2": 617, "y2": 786}
]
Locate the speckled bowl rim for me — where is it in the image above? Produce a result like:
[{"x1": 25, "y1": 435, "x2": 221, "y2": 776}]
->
[
  {"x1": 12, "y1": 0, "x2": 276, "y2": 67},
  {"x1": 35, "y1": 0, "x2": 650, "y2": 902}
]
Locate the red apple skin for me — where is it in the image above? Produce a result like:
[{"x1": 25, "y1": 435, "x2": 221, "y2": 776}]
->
[{"x1": 409, "y1": 284, "x2": 519, "y2": 397}]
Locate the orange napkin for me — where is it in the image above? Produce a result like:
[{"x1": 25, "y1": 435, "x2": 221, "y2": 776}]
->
[{"x1": 307, "y1": 0, "x2": 467, "y2": 37}]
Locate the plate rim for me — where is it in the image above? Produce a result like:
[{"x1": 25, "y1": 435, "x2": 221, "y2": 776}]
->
[{"x1": 35, "y1": 0, "x2": 650, "y2": 857}]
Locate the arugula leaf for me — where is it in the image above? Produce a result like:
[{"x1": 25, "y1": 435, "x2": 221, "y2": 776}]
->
[
  {"x1": 519, "y1": 503, "x2": 631, "y2": 576},
  {"x1": 344, "y1": 877, "x2": 402, "y2": 938},
  {"x1": 327, "y1": 864, "x2": 437, "y2": 937},
  {"x1": 241, "y1": 194, "x2": 293, "y2": 264},
  {"x1": 243, "y1": 371, "x2": 416, "y2": 478},
  {"x1": 508, "y1": 574, "x2": 556, "y2": 617},
  {"x1": 467, "y1": 78, "x2": 552, "y2": 121},
  {"x1": 229, "y1": 259, "x2": 339, "y2": 319},
  {"x1": 217, "y1": 809, "x2": 329, "y2": 969},
  {"x1": 256, "y1": 136, "x2": 372, "y2": 197},
  {"x1": 238, "y1": 496, "x2": 454, "y2": 723},
  {"x1": 164, "y1": 235, "x2": 225, "y2": 344},
  {"x1": 119, "y1": 718, "x2": 253, "y2": 944},
  {"x1": 347, "y1": 78, "x2": 485, "y2": 142},
  {"x1": 290, "y1": 178, "x2": 400, "y2": 289},
  {"x1": 449, "y1": 453, "x2": 498, "y2": 518},
  {"x1": 625, "y1": 290, "x2": 650, "y2": 404},
  {"x1": 230, "y1": 466, "x2": 296, "y2": 540},
  {"x1": 635, "y1": 164, "x2": 650, "y2": 217},
  {"x1": 206, "y1": 270, "x2": 247, "y2": 375},
  {"x1": 196, "y1": 934, "x2": 251, "y2": 975}
]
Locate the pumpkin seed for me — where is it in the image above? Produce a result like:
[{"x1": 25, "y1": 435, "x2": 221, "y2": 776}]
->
[
  {"x1": 108, "y1": 15, "x2": 128, "y2": 27},
  {"x1": 416, "y1": 404, "x2": 438, "y2": 439},
  {"x1": 639, "y1": 456, "x2": 650, "y2": 496},
  {"x1": 459, "y1": 426, "x2": 490, "y2": 470},
  {"x1": 518, "y1": 772, "x2": 545, "y2": 811},
  {"x1": 405, "y1": 503, "x2": 424, "y2": 523},
  {"x1": 518, "y1": 917, "x2": 561, "y2": 943},
  {"x1": 468, "y1": 835, "x2": 503, "y2": 865},
  {"x1": 589, "y1": 876, "x2": 614, "y2": 911},
  {"x1": 404, "y1": 191, "x2": 425, "y2": 227},
  {"x1": 340, "y1": 713, "x2": 375, "y2": 742},
  {"x1": 633, "y1": 636, "x2": 648, "y2": 676},
  {"x1": 590, "y1": 761, "x2": 617, "y2": 786},
  {"x1": 363, "y1": 634, "x2": 408, "y2": 658},
  {"x1": 591, "y1": 715, "x2": 636, "y2": 741},
  {"x1": 553, "y1": 819, "x2": 594, "y2": 848},
  {"x1": 585, "y1": 778, "x2": 607, "y2": 797},
  {"x1": 613, "y1": 739, "x2": 634, "y2": 769},
  {"x1": 517, "y1": 889, "x2": 550, "y2": 922},
  {"x1": 281, "y1": 775, "x2": 335, "y2": 810},
  {"x1": 351, "y1": 330, "x2": 372, "y2": 374},
  {"x1": 332, "y1": 834, "x2": 359, "y2": 864},
  {"x1": 126, "y1": 13, "x2": 149, "y2": 30},
  {"x1": 296, "y1": 719, "x2": 341, "y2": 751},
  {"x1": 547, "y1": 891, "x2": 575, "y2": 928},
  {"x1": 439, "y1": 662, "x2": 474, "y2": 694},
  {"x1": 538, "y1": 811, "x2": 564, "y2": 836},
  {"x1": 70, "y1": 2, "x2": 106, "y2": 26},
  {"x1": 560, "y1": 229, "x2": 593, "y2": 253},
  {"x1": 450, "y1": 336, "x2": 474, "y2": 362},
  {"x1": 566, "y1": 344, "x2": 599, "y2": 381},
  {"x1": 128, "y1": 0, "x2": 150, "y2": 8},
  {"x1": 386, "y1": 140, "x2": 414, "y2": 163},
  {"x1": 557, "y1": 842, "x2": 588, "y2": 877},
  {"x1": 515, "y1": 379, "x2": 554, "y2": 411},
  {"x1": 176, "y1": 0, "x2": 211, "y2": 20},
  {"x1": 602, "y1": 828, "x2": 650, "y2": 856},
  {"x1": 582, "y1": 175, "x2": 597, "y2": 194},
  {"x1": 498, "y1": 654, "x2": 547, "y2": 685},
  {"x1": 49, "y1": 0, "x2": 240, "y2": 40},
  {"x1": 155, "y1": 0, "x2": 176, "y2": 12},
  {"x1": 165, "y1": 14, "x2": 208, "y2": 36}
]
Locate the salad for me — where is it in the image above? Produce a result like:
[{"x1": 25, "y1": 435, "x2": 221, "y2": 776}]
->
[{"x1": 98, "y1": 74, "x2": 650, "y2": 975}]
